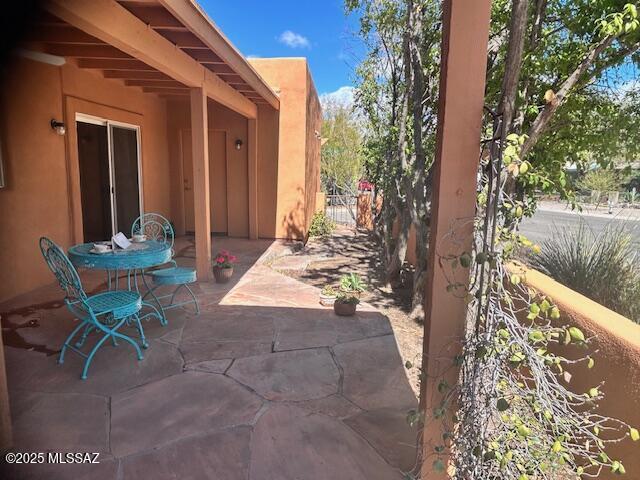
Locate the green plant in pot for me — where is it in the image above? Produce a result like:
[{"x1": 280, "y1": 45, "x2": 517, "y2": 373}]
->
[
  {"x1": 319, "y1": 285, "x2": 338, "y2": 307},
  {"x1": 212, "y1": 250, "x2": 236, "y2": 283},
  {"x1": 334, "y1": 273, "x2": 366, "y2": 316}
]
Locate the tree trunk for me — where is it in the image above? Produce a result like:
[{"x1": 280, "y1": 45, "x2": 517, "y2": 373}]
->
[
  {"x1": 498, "y1": 0, "x2": 530, "y2": 136},
  {"x1": 410, "y1": 218, "x2": 429, "y2": 322},
  {"x1": 386, "y1": 206, "x2": 411, "y2": 283}
]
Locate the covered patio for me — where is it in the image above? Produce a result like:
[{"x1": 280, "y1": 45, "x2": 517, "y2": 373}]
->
[
  {"x1": 1, "y1": 237, "x2": 418, "y2": 479},
  {"x1": 0, "y1": 0, "x2": 499, "y2": 479}
]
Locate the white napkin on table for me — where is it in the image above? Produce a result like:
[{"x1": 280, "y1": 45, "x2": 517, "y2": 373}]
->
[{"x1": 111, "y1": 232, "x2": 131, "y2": 250}]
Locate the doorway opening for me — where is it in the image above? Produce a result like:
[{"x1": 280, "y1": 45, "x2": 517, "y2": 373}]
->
[
  {"x1": 76, "y1": 114, "x2": 142, "y2": 242},
  {"x1": 181, "y1": 129, "x2": 228, "y2": 235}
]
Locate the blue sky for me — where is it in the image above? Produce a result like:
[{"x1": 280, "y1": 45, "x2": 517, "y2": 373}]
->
[{"x1": 198, "y1": 0, "x2": 364, "y2": 99}]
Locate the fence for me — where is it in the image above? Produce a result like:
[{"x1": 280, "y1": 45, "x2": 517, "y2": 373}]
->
[{"x1": 325, "y1": 194, "x2": 358, "y2": 225}]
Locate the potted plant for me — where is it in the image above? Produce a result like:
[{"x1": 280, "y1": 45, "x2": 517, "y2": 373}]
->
[
  {"x1": 319, "y1": 285, "x2": 338, "y2": 306},
  {"x1": 334, "y1": 273, "x2": 366, "y2": 316},
  {"x1": 212, "y1": 250, "x2": 236, "y2": 283}
]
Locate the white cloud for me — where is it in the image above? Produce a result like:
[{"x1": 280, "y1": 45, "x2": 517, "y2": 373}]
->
[
  {"x1": 319, "y1": 86, "x2": 356, "y2": 110},
  {"x1": 278, "y1": 30, "x2": 310, "y2": 49}
]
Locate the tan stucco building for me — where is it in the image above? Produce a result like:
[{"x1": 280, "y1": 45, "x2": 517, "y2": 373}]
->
[{"x1": 0, "y1": 0, "x2": 322, "y2": 303}]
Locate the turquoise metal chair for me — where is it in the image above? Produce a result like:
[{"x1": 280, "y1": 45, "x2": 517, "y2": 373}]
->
[
  {"x1": 39, "y1": 237, "x2": 149, "y2": 380},
  {"x1": 132, "y1": 213, "x2": 199, "y2": 315}
]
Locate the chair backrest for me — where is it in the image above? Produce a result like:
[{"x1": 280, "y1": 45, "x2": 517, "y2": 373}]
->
[
  {"x1": 131, "y1": 213, "x2": 174, "y2": 248},
  {"x1": 39, "y1": 237, "x2": 87, "y2": 305}
]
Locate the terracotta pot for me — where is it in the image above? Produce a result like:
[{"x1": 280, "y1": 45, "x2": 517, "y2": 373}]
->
[
  {"x1": 213, "y1": 266, "x2": 234, "y2": 283},
  {"x1": 319, "y1": 293, "x2": 337, "y2": 307},
  {"x1": 334, "y1": 300, "x2": 357, "y2": 316}
]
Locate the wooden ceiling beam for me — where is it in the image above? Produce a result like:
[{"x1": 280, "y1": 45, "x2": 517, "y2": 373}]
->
[
  {"x1": 155, "y1": 30, "x2": 207, "y2": 48},
  {"x1": 181, "y1": 48, "x2": 223, "y2": 63},
  {"x1": 205, "y1": 64, "x2": 236, "y2": 75},
  {"x1": 45, "y1": 44, "x2": 132, "y2": 59},
  {"x1": 143, "y1": 87, "x2": 189, "y2": 94},
  {"x1": 103, "y1": 69, "x2": 172, "y2": 80},
  {"x1": 158, "y1": 0, "x2": 278, "y2": 109},
  {"x1": 48, "y1": 0, "x2": 256, "y2": 118},
  {"x1": 78, "y1": 58, "x2": 155, "y2": 70},
  {"x1": 125, "y1": 79, "x2": 184, "y2": 87},
  {"x1": 118, "y1": 4, "x2": 183, "y2": 28},
  {"x1": 25, "y1": 25, "x2": 106, "y2": 45}
]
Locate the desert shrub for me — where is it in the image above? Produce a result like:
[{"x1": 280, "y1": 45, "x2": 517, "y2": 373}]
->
[
  {"x1": 529, "y1": 221, "x2": 640, "y2": 323},
  {"x1": 576, "y1": 169, "x2": 622, "y2": 194},
  {"x1": 308, "y1": 212, "x2": 335, "y2": 237}
]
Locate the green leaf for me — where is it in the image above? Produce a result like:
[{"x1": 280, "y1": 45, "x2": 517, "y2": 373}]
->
[
  {"x1": 588, "y1": 387, "x2": 599, "y2": 398},
  {"x1": 433, "y1": 458, "x2": 445, "y2": 473},
  {"x1": 517, "y1": 424, "x2": 531, "y2": 437},
  {"x1": 540, "y1": 299, "x2": 551, "y2": 313},
  {"x1": 550, "y1": 306, "x2": 560, "y2": 319},
  {"x1": 630, "y1": 427, "x2": 640, "y2": 442},
  {"x1": 528, "y1": 330, "x2": 545, "y2": 343},
  {"x1": 569, "y1": 327, "x2": 585, "y2": 342},
  {"x1": 497, "y1": 398, "x2": 510, "y2": 412},
  {"x1": 588, "y1": 357, "x2": 595, "y2": 369}
]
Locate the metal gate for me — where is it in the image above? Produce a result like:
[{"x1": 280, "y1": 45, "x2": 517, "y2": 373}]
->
[{"x1": 325, "y1": 194, "x2": 357, "y2": 225}]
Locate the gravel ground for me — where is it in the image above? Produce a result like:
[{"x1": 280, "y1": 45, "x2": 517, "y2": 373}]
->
[{"x1": 271, "y1": 226, "x2": 424, "y2": 396}]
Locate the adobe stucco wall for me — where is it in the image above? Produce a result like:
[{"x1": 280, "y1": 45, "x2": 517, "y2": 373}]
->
[
  {"x1": 514, "y1": 264, "x2": 640, "y2": 478},
  {"x1": 0, "y1": 57, "x2": 171, "y2": 303},
  {"x1": 249, "y1": 57, "x2": 321, "y2": 240},
  {"x1": 304, "y1": 66, "x2": 322, "y2": 235},
  {"x1": 165, "y1": 99, "x2": 251, "y2": 238}
]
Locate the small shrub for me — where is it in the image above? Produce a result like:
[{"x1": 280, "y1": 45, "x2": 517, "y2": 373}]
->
[
  {"x1": 321, "y1": 285, "x2": 337, "y2": 296},
  {"x1": 576, "y1": 169, "x2": 621, "y2": 194},
  {"x1": 308, "y1": 212, "x2": 335, "y2": 237},
  {"x1": 529, "y1": 221, "x2": 640, "y2": 323},
  {"x1": 336, "y1": 273, "x2": 366, "y2": 304}
]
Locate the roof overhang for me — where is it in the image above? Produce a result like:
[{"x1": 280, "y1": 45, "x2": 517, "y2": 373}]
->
[
  {"x1": 20, "y1": 0, "x2": 278, "y2": 117},
  {"x1": 158, "y1": 0, "x2": 279, "y2": 110}
]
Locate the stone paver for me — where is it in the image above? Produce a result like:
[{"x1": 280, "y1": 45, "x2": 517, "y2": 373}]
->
[
  {"x1": 345, "y1": 408, "x2": 419, "y2": 471},
  {"x1": 180, "y1": 339, "x2": 273, "y2": 363},
  {"x1": 5, "y1": 340, "x2": 184, "y2": 396},
  {"x1": 250, "y1": 404, "x2": 404, "y2": 480},
  {"x1": 292, "y1": 394, "x2": 363, "y2": 419},
  {"x1": 228, "y1": 348, "x2": 340, "y2": 401},
  {"x1": 111, "y1": 372, "x2": 263, "y2": 457},
  {"x1": 2, "y1": 457, "x2": 119, "y2": 480},
  {"x1": 2, "y1": 236, "x2": 418, "y2": 479},
  {"x1": 274, "y1": 309, "x2": 392, "y2": 351},
  {"x1": 184, "y1": 358, "x2": 233, "y2": 374},
  {"x1": 334, "y1": 335, "x2": 417, "y2": 411},
  {"x1": 10, "y1": 390, "x2": 109, "y2": 453},
  {"x1": 121, "y1": 427, "x2": 251, "y2": 480}
]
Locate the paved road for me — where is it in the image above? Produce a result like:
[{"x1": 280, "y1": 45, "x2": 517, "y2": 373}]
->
[{"x1": 519, "y1": 209, "x2": 640, "y2": 249}]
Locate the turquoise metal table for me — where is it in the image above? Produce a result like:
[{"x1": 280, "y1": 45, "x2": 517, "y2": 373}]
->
[{"x1": 68, "y1": 240, "x2": 172, "y2": 324}]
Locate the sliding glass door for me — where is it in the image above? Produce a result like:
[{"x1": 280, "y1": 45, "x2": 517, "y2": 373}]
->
[{"x1": 76, "y1": 114, "x2": 142, "y2": 242}]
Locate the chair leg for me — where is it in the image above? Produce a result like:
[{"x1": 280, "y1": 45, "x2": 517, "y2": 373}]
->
[
  {"x1": 184, "y1": 284, "x2": 200, "y2": 315},
  {"x1": 81, "y1": 332, "x2": 111, "y2": 380},
  {"x1": 168, "y1": 283, "x2": 183, "y2": 306},
  {"x1": 141, "y1": 300, "x2": 166, "y2": 327},
  {"x1": 110, "y1": 330, "x2": 144, "y2": 361},
  {"x1": 59, "y1": 320, "x2": 89, "y2": 365},
  {"x1": 132, "y1": 314, "x2": 149, "y2": 349},
  {"x1": 141, "y1": 273, "x2": 166, "y2": 321},
  {"x1": 75, "y1": 324, "x2": 95, "y2": 348}
]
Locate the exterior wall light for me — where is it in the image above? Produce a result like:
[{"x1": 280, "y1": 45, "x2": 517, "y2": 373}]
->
[
  {"x1": 235, "y1": 139, "x2": 243, "y2": 150},
  {"x1": 51, "y1": 119, "x2": 66, "y2": 136}
]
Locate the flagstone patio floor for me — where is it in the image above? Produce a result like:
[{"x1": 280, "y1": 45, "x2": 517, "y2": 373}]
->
[{"x1": 1, "y1": 237, "x2": 418, "y2": 480}]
